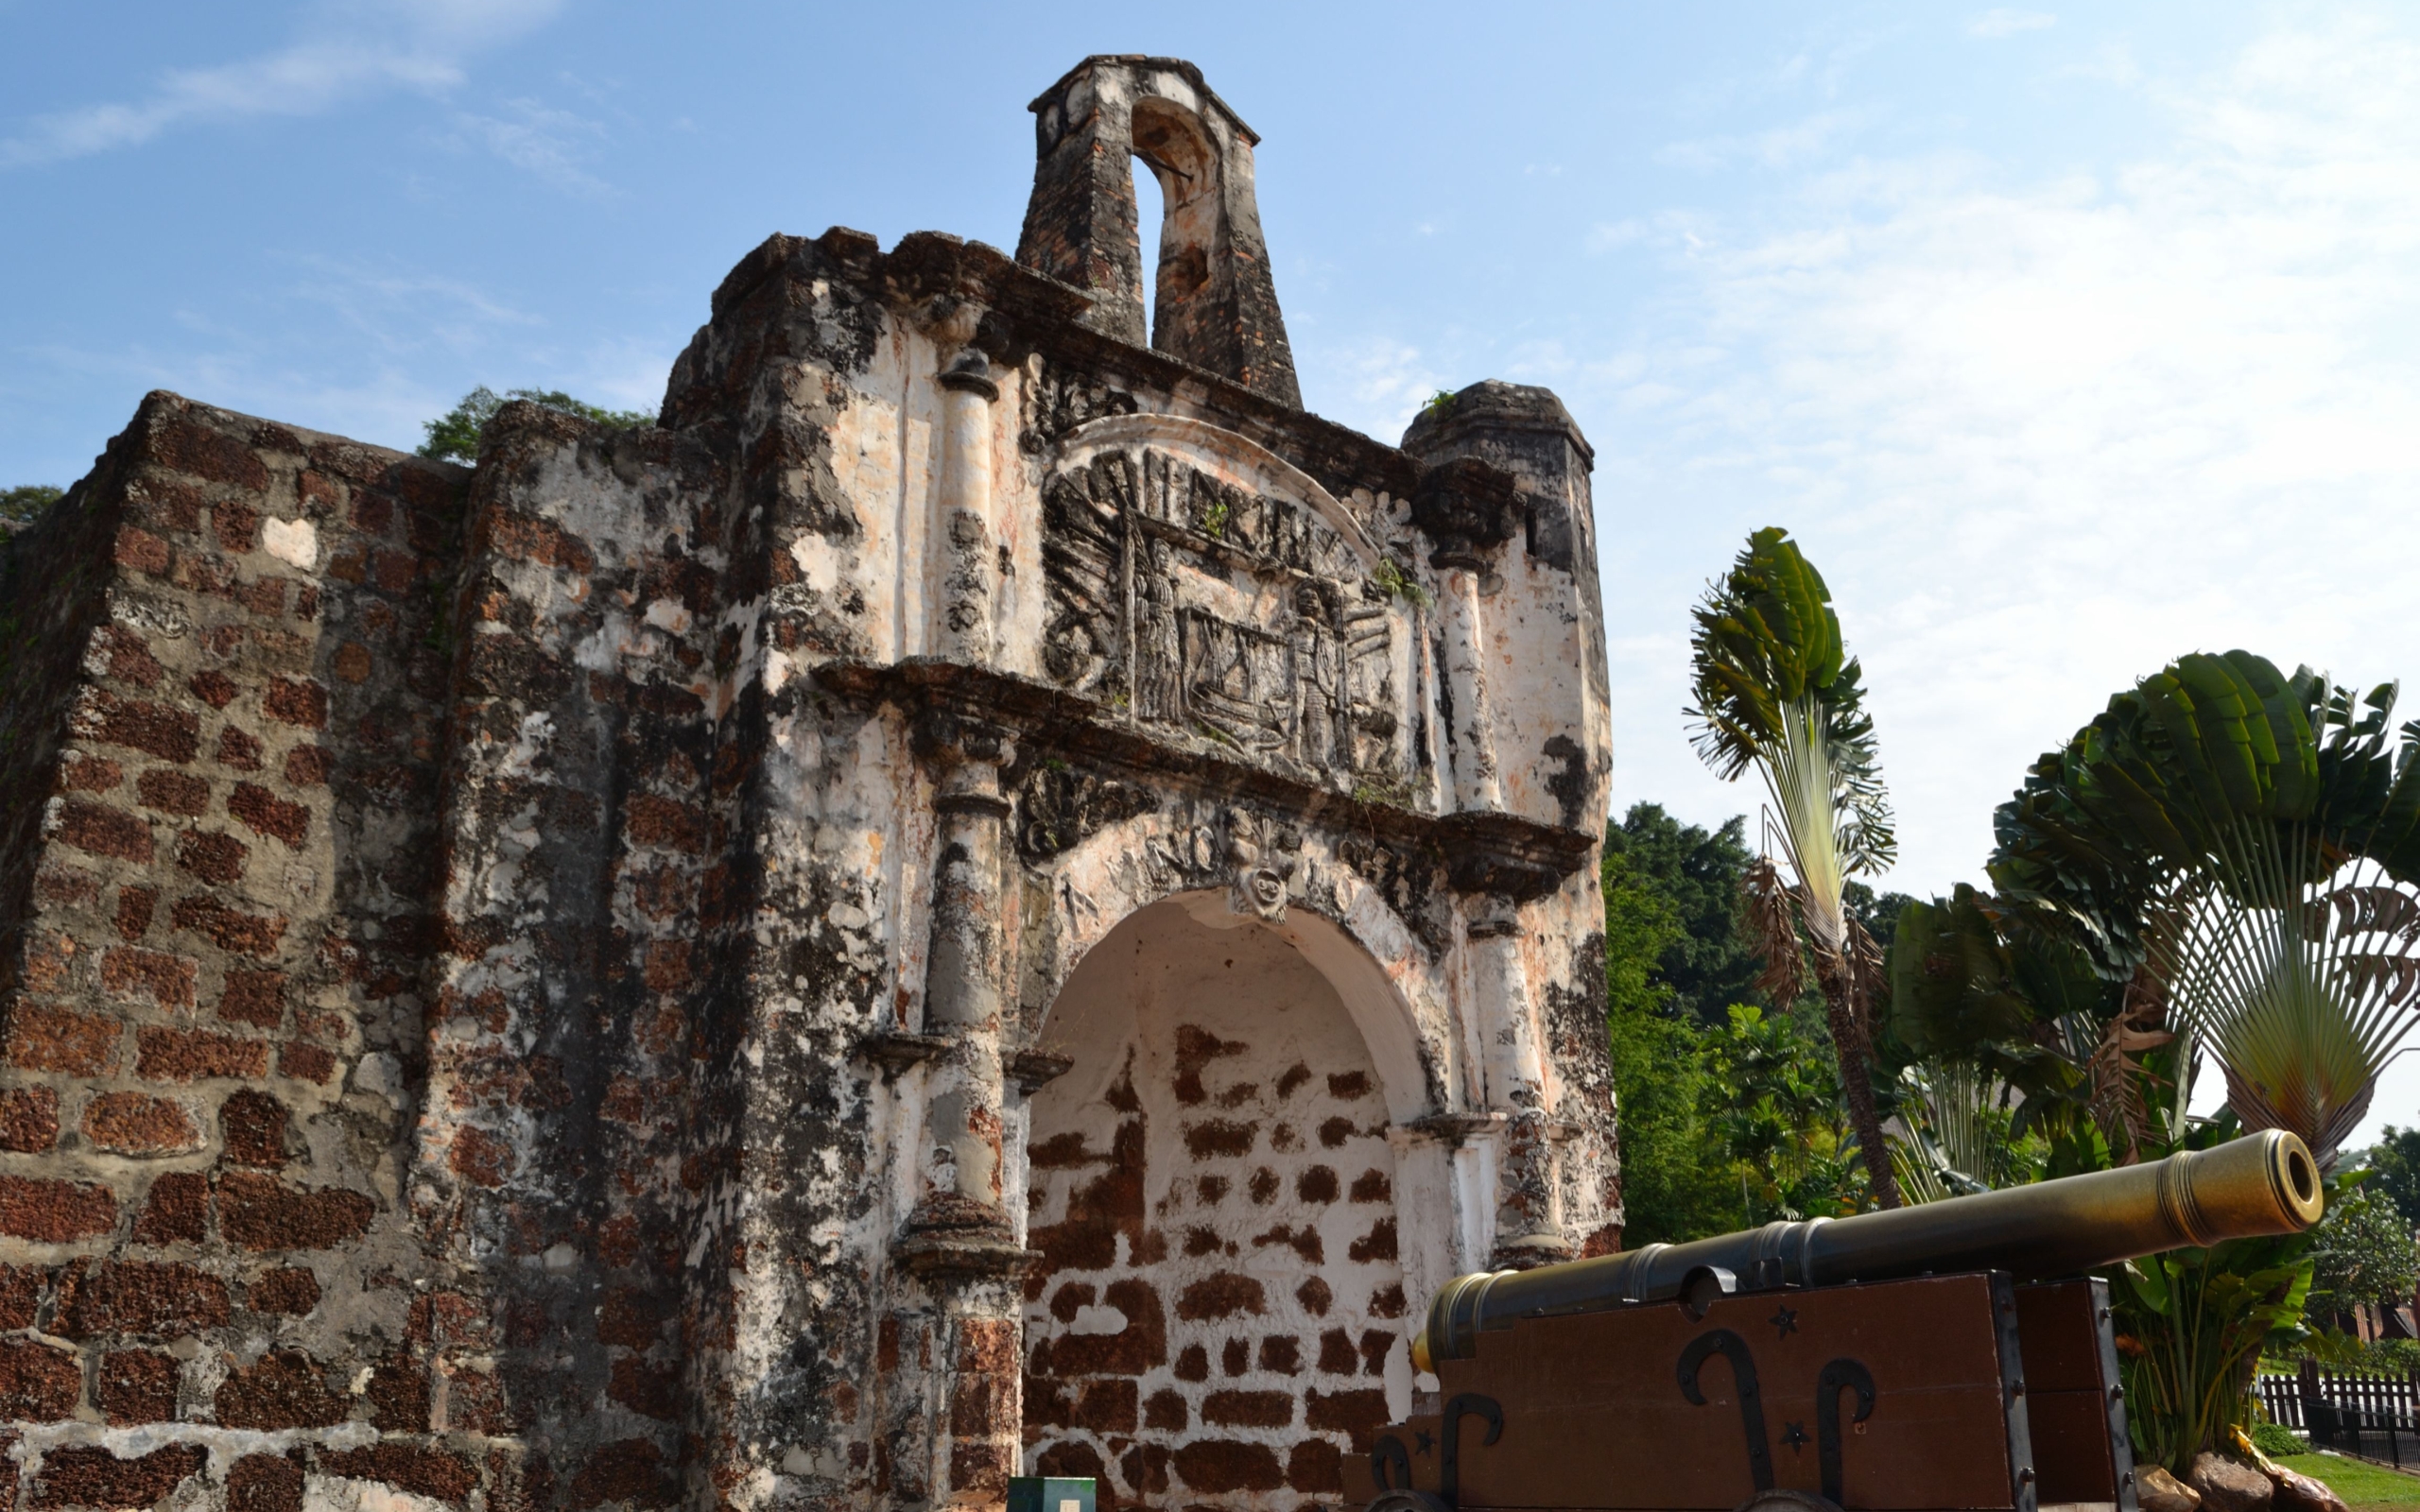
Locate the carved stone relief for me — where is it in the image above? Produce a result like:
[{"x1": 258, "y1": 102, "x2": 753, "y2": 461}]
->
[
  {"x1": 1039, "y1": 428, "x2": 1427, "y2": 802},
  {"x1": 1013, "y1": 761, "x2": 1156, "y2": 863},
  {"x1": 1018, "y1": 365, "x2": 1139, "y2": 454}
]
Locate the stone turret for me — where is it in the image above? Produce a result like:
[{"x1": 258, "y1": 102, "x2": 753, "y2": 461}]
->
[{"x1": 1017, "y1": 56, "x2": 1302, "y2": 406}]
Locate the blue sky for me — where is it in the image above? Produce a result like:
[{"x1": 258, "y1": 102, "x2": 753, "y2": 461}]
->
[{"x1": 9, "y1": 3, "x2": 2420, "y2": 1133}]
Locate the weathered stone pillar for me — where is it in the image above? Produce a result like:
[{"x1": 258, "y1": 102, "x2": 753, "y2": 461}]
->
[
  {"x1": 1465, "y1": 896, "x2": 1570, "y2": 1268},
  {"x1": 1408, "y1": 455, "x2": 1523, "y2": 816},
  {"x1": 898, "y1": 712, "x2": 1029, "y2": 1510},
  {"x1": 930, "y1": 348, "x2": 999, "y2": 662},
  {"x1": 1436, "y1": 559, "x2": 1502, "y2": 813}
]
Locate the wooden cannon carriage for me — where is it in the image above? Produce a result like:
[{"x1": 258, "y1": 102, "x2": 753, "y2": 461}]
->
[{"x1": 1350, "y1": 1131, "x2": 2325, "y2": 1512}]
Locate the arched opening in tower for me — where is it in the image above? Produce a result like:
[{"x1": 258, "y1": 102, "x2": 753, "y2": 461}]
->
[
  {"x1": 1021, "y1": 895, "x2": 1408, "y2": 1509},
  {"x1": 1131, "y1": 153, "x2": 1167, "y2": 336},
  {"x1": 1129, "y1": 97, "x2": 1222, "y2": 363}
]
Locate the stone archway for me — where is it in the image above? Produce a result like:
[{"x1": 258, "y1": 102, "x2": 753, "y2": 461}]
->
[{"x1": 1021, "y1": 894, "x2": 1408, "y2": 1509}]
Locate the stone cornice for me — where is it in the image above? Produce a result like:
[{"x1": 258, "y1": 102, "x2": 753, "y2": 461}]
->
[{"x1": 812, "y1": 657, "x2": 1593, "y2": 896}]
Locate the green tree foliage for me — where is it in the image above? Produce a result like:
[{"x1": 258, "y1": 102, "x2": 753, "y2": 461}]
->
[
  {"x1": 1885, "y1": 883, "x2": 2152, "y2": 1174},
  {"x1": 2308, "y1": 1180, "x2": 2418, "y2": 1319},
  {"x1": 1602, "y1": 805, "x2": 1763, "y2": 1023},
  {"x1": 1848, "y1": 882, "x2": 1915, "y2": 952},
  {"x1": 1602, "y1": 842, "x2": 1741, "y2": 1245},
  {"x1": 418, "y1": 387, "x2": 654, "y2": 464},
  {"x1": 1, "y1": 485, "x2": 63, "y2": 528},
  {"x1": 1969, "y1": 648, "x2": 2420, "y2": 1463},
  {"x1": 2114, "y1": 1233, "x2": 2314, "y2": 1474},
  {"x1": 1709, "y1": 1003, "x2": 1864, "y2": 1220},
  {"x1": 1993, "y1": 651, "x2": 2420, "y2": 1160},
  {"x1": 1603, "y1": 804, "x2": 1869, "y2": 1245},
  {"x1": 2361, "y1": 1125, "x2": 2420, "y2": 1229}
]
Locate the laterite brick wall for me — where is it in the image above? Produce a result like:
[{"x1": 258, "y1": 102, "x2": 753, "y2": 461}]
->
[
  {"x1": 1022, "y1": 903, "x2": 1408, "y2": 1510},
  {"x1": 0, "y1": 392, "x2": 478, "y2": 1512}
]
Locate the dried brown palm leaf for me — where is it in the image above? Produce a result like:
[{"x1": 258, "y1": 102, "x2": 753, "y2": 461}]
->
[
  {"x1": 2088, "y1": 967, "x2": 2173, "y2": 1164},
  {"x1": 1742, "y1": 855, "x2": 1809, "y2": 1006},
  {"x1": 1839, "y1": 912, "x2": 1887, "y2": 1044}
]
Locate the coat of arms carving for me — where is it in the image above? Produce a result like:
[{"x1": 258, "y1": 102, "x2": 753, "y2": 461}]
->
[{"x1": 1038, "y1": 416, "x2": 1427, "y2": 804}]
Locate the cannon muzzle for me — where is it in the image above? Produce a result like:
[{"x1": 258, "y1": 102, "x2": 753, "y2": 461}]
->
[{"x1": 1414, "y1": 1128, "x2": 2322, "y2": 1370}]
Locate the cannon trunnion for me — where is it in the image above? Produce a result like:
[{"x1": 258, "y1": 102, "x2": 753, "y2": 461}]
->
[{"x1": 1352, "y1": 1132, "x2": 2325, "y2": 1512}]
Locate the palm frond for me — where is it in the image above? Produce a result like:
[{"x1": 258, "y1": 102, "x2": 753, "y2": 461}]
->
[
  {"x1": 1992, "y1": 653, "x2": 2420, "y2": 1162},
  {"x1": 1894, "y1": 1060, "x2": 2020, "y2": 1202}
]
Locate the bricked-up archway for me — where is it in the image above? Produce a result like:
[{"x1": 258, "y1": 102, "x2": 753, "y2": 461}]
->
[{"x1": 1022, "y1": 895, "x2": 1408, "y2": 1509}]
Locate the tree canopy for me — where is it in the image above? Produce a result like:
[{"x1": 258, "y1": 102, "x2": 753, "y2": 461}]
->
[
  {"x1": 1603, "y1": 802, "x2": 1870, "y2": 1244},
  {"x1": 2308, "y1": 1180, "x2": 2419, "y2": 1316},
  {"x1": 1992, "y1": 652, "x2": 2420, "y2": 1160},
  {"x1": 1, "y1": 485, "x2": 62, "y2": 528},
  {"x1": 1603, "y1": 805, "x2": 1763, "y2": 1023},
  {"x1": 2364, "y1": 1125, "x2": 2420, "y2": 1230},
  {"x1": 419, "y1": 387, "x2": 654, "y2": 464}
]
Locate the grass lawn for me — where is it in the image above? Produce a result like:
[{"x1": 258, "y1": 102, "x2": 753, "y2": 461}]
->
[{"x1": 2275, "y1": 1452, "x2": 2420, "y2": 1509}]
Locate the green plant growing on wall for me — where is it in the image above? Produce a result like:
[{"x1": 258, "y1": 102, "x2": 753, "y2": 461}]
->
[
  {"x1": 1370, "y1": 556, "x2": 1432, "y2": 608},
  {"x1": 1686, "y1": 526, "x2": 1904, "y2": 1208}
]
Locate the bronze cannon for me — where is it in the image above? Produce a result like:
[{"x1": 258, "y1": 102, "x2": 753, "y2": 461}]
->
[{"x1": 1355, "y1": 1130, "x2": 2324, "y2": 1512}]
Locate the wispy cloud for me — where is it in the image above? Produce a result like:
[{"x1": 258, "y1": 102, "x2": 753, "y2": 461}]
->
[
  {"x1": 14, "y1": 248, "x2": 672, "y2": 455},
  {"x1": 1658, "y1": 109, "x2": 1874, "y2": 173},
  {"x1": 285, "y1": 254, "x2": 544, "y2": 358},
  {"x1": 448, "y1": 98, "x2": 611, "y2": 196},
  {"x1": 1322, "y1": 337, "x2": 1448, "y2": 443},
  {"x1": 1969, "y1": 9, "x2": 2057, "y2": 39},
  {"x1": 1, "y1": 0, "x2": 562, "y2": 168}
]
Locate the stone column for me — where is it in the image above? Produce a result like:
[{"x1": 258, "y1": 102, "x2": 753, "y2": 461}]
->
[
  {"x1": 1406, "y1": 455, "x2": 1521, "y2": 816},
  {"x1": 1435, "y1": 555, "x2": 1502, "y2": 813},
  {"x1": 930, "y1": 348, "x2": 999, "y2": 663},
  {"x1": 1465, "y1": 896, "x2": 1570, "y2": 1269},
  {"x1": 898, "y1": 713, "x2": 1029, "y2": 1510}
]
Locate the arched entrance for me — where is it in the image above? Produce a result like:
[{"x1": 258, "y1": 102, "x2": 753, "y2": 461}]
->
[{"x1": 1022, "y1": 894, "x2": 1409, "y2": 1508}]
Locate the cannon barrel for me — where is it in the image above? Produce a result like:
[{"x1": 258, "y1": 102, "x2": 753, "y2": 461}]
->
[{"x1": 1415, "y1": 1128, "x2": 2323, "y2": 1369}]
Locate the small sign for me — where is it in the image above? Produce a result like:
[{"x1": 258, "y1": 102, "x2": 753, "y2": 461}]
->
[{"x1": 1007, "y1": 1476, "x2": 1096, "y2": 1512}]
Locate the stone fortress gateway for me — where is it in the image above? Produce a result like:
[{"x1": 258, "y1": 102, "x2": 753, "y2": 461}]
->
[{"x1": 0, "y1": 56, "x2": 1615, "y2": 1512}]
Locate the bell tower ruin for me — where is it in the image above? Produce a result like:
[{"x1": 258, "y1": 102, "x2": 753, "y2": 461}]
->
[
  {"x1": 0, "y1": 57, "x2": 1614, "y2": 1512},
  {"x1": 1016, "y1": 58, "x2": 1300, "y2": 406}
]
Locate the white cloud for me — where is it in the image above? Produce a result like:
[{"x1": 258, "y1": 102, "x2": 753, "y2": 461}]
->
[
  {"x1": 0, "y1": 0, "x2": 562, "y2": 167},
  {"x1": 1969, "y1": 9, "x2": 2057, "y2": 40}
]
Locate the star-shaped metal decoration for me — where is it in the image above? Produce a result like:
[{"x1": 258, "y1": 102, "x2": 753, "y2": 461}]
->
[
  {"x1": 1781, "y1": 1421, "x2": 1810, "y2": 1453},
  {"x1": 1414, "y1": 1431, "x2": 1435, "y2": 1455},
  {"x1": 1770, "y1": 1305, "x2": 1799, "y2": 1338}
]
